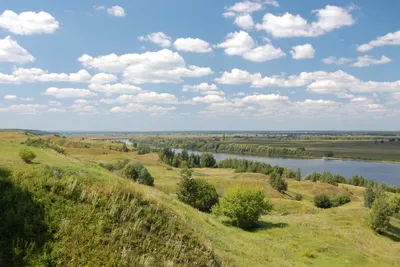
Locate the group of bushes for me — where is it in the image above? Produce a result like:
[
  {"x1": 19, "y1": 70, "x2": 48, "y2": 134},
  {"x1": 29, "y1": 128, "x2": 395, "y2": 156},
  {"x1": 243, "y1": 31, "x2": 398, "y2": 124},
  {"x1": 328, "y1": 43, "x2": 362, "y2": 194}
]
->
[
  {"x1": 176, "y1": 168, "x2": 272, "y2": 229},
  {"x1": 24, "y1": 138, "x2": 65, "y2": 154},
  {"x1": 314, "y1": 194, "x2": 351, "y2": 209},
  {"x1": 99, "y1": 159, "x2": 154, "y2": 186},
  {"x1": 158, "y1": 148, "x2": 216, "y2": 168},
  {"x1": 364, "y1": 185, "x2": 400, "y2": 234}
]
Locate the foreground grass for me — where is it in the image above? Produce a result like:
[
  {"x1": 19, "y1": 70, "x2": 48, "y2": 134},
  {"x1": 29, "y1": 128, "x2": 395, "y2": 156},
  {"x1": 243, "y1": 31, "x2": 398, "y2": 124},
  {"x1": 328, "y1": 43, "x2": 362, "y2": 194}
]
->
[{"x1": 1, "y1": 131, "x2": 399, "y2": 266}]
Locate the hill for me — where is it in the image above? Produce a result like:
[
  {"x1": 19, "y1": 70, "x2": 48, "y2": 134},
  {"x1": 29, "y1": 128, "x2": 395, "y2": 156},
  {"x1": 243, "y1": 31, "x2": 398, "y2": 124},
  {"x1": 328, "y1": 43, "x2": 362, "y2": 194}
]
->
[{"x1": 0, "y1": 131, "x2": 399, "y2": 266}]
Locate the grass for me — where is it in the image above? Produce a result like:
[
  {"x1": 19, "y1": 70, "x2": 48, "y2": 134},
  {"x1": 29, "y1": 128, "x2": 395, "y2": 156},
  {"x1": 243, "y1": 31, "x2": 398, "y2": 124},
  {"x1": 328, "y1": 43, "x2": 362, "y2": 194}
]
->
[{"x1": 1, "y1": 131, "x2": 399, "y2": 266}]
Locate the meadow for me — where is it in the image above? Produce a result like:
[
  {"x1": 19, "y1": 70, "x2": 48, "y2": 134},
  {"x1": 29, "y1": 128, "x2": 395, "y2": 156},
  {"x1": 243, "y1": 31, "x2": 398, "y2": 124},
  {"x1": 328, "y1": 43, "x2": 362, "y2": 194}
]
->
[{"x1": 1, "y1": 131, "x2": 399, "y2": 266}]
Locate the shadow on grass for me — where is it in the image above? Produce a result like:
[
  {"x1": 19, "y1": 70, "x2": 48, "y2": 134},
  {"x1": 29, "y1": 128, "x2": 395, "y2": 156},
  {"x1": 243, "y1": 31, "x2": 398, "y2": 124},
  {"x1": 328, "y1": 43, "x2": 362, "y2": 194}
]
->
[
  {"x1": 383, "y1": 224, "x2": 400, "y2": 242},
  {"x1": 0, "y1": 170, "x2": 50, "y2": 265},
  {"x1": 249, "y1": 221, "x2": 289, "y2": 232}
]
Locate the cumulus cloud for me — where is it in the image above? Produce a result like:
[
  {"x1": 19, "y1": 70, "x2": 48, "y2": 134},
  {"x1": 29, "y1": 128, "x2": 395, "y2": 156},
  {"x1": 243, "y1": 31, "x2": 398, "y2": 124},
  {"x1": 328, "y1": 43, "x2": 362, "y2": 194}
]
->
[
  {"x1": 351, "y1": 55, "x2": 392, "y2": 68},
  {"x1": 290, "y1": 44, "x2": 315, "y2": 59},
  {"x1": 89, "y1": 83, "x2": 143, "y2": 96},
  {"x1": 256, "y1": 5, "x2": 355, "y2": 38},
  {"x1": 234, "y1": 14, "x2": 255, "y2": 30},
  {"x1": 239, "y1": 94, "x2": 289, "y2": 104},
  {"x1": 174, "y1": 38, "x2": 212, "y2": 53},
  {"x1": 322, "y1": 56, "x2": 353, "y2": 65},
  {"x1": 138, "y1": 32, "x2": 172, "y2": 47},
  {"x1": 111, "y1": 104, "x2": 176, "y2": 116},
  {"x1": 215, "y1": 68, "x2": 261, "y2": 84},
  {"x1": 190, "y1": 95, "x2": 227, "y2": 104},
  {"x1": 0, "y1": 10, "x2": 59, "y2": 35},
  {"x1": 0, "y1": 68, "x2": 92, "y2": 84},
  {"x1": 107, "y1": 6, "x2": 126, "y2": 17},
  {"x1": 182, "y1": 83, "x2": 218, "y2": 92},
  {"x1": 4, "y1": 95, "x2": 17, "y2": 100},
  {"x1": 0, "y1": 104, "x2": 47, "y2": 114},
  {"x1": 90, "y1": 73, "x2": 118, "y2": 84},
  {"x1": 78, "y1": 49, "x2": 212, "y2": 84},
  {"x1": 357, "y1": 30, "x2": 400, "y2": 52},
  {"x1": 0, "y1": 36, "x2": 35, "y2": 64},
  {"x1": 117, "y1": 92, "x2": 178, "y2": 104},
  {"x1": 42, "y1": 87, "x2": 97, "y2": 98},
  {"x1": 217, "y1": 31, "x2": 285, "y2": 62}
]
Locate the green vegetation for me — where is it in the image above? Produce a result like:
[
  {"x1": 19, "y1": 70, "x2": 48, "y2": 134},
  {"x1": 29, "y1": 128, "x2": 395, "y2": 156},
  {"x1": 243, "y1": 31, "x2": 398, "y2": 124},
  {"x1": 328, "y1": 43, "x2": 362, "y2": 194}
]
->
[
  {"x1": 19, "y1": 148, "x2": 36, "y2": 163},
  {"x1": 314, "y1": 194, "x2": 351, "y2": 209},
  {"x1": 1, "y1": 131, "x2": 400, "y2": 266},
  {"x1": 213, "y1": 187, "x2": 273, "y2": 229},
  {"x1": 24, "y1": 137, "x2": 66, "y2": 154},
  {"x1": 364, "y1": 185, "x2": 376, "y2": 208},
  {"x1": 370, "y1": 188, "x2": 392, "y2": 234},
  {"x1": 177, "y1": 169, "x2": 219, "y2": 212},
  {"x1": 269, "y1": 172, "x2": 288, "y2": 193}
]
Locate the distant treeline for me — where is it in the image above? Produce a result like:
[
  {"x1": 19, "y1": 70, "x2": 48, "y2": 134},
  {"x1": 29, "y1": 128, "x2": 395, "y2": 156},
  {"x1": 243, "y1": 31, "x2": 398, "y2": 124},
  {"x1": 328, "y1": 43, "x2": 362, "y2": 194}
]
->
[{"x1": 130, "y1": 138, "x2": 314, "y2": 158}]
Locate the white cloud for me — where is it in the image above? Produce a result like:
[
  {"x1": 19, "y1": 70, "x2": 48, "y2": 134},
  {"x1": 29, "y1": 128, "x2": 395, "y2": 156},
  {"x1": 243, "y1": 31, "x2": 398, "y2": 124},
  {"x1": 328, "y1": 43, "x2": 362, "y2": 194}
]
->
[
  {"x1": 290, "y1": 44, "x2": 315, "y2": 60},
  {"x1": 74, "y1": 99, "x2": 89, "y2": 105},
  {"x1": 256, "y1": 5, "x2": 355, "y2": 38},
  {"x1": 322, "y1": 56, "x2": 353, "y2": 65},
  {"x1": 215, "y1": 68, "x2": 261, "y2": 84},
  {"x1": 48, "y1": 108, "x2": 66, "y2": 113},
  {"x1": 93, "y1": 6, "x2": 105, "y2": 11},
  {"x1": 90, "y1": 73, "x2": 118, "y2": 84},
  {"x1": 357, "y1": 30, "x2": 400, "y2": 52},
  {"x1": 234, "y1": 14, "x2": 255, "y2": 30},
  {"x1": 117, "y1": 92, "x2": 178, "y2": 104},
  {"x1": 0, "y1": 36, "x2": 35, "y2": 64},
  {"x1": 20, "y1": 97, "x2": 33, "y2": 101},
  {"x1": 99, "y1": 98, "x2": 117, "y2": 104},
  {"x1": 111, "y1": 103, "x2": 176, "y2": 116},
  {"x1": 0, "y1": 68, "x2": 92, "y2": 84},
  {"x1": 89, "y1": 83, "x2": 143, "y2": 96},
  {"x1": 351, "y1": 97, "x2": 368, "y2": 102},
  {"x1": 4, "y1": 95, "x2": 17, "y2": 100},
  {"x1": 138, "y1": 32, "x2": 172, "y2": 47},
  {"x1": 225, "y1": 1, "x2": 278, "y2": 14},
  {"x1": 78, "y1": 49, "x2": 212, "y2": 84},
  {"x1": 0, "y1": 104, "x2": 47, "y2": 114},
  {"x1": 0, "y1": 10, "x2": 59, "y2": 35},
  {"x1": 191, "y1": 95, "x2": 227, "y2": 104},
  {"x1": 174, "y1": 38, "x2": 212, "y2": 53},
  {"x1": 182, "y1": 83, "x2": 218, "y2": 92},
  {"x1": 42, "y1": 87, "x2": 97, "y2": 98},
  {"x1": 217, "y1": 31, "x2": 285, "y2": 62},
  {"x1": 351, "y1": 55, "x2": 392, "y2": 68},
  {"x1": 240, "y1": 94, "x2": 289, "y2": 104},
  {"x1": 222, "y1": 12, "x2": 236, "y2": 18},
  {"x1": 48, "y1": 100, "x2": 62, "y2": 106},
  {"x1": 107, "y1": 6, "x2": 126, "y2": 17}
]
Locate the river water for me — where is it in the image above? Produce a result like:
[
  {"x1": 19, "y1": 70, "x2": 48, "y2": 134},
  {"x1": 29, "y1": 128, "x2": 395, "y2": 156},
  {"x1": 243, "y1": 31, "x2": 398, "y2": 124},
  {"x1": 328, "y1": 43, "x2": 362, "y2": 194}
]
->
[{"x1": 118, "y1": 139, "x2": 400, "y2": 186}]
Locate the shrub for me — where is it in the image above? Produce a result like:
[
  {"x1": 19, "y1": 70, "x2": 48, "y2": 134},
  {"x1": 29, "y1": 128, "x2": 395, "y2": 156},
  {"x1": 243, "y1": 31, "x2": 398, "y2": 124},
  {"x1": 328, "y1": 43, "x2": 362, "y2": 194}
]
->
[
  {"x1": 113, "y1": 158, "x2": 130, "y2": 170},
  {"x1": 331, "y1": 195, "x2": 351, "y2": 207},
  {"x1": 303, "y1": 248, "x2": 316, "y2": 258},
  {"x1": 388, "y1": 194, "x2": 400, "y2": 214},
  {"x1": 177, "y1": 169, "x2": 219, "y2": 212},
  {"x1": 19, "y1": 149, "x2": 36, "y2": 163},
  {"x1": 0, "y1": 166, "x2": 11, "y2": 178},
  {"x1": 137, "y1": 168, "x2": 154, "y2": 186},
  {"x1": 200, "y1": 153, "x2": 216, "y2": 168},
  {"x1": 212, "y1": 187, "x2": 273, "y2": 229},
  {"x1": 369, "y1": 188, "x2": 391, "y2": 234},
  {"x1": 122, "y1": 163, "x2": 154, "y2": 186},
  {"x1": 364, "y1": 186, "x2": 375, "y2": 208},
  {"x1": 99, "y1": 162, "x2": 115, "y2": 172},
  {"x1": 294, "y1": 193, "x2": 303, "y2": 201},
  {"x1": 269, "y1": 172, "x2": 288, "y2": 193},
  {"x1": 314, "y1": 194, "x2": 332, "y2": 209},
  {"x1": 324, "y1": 151, "x2": 335, "y2": 157}
]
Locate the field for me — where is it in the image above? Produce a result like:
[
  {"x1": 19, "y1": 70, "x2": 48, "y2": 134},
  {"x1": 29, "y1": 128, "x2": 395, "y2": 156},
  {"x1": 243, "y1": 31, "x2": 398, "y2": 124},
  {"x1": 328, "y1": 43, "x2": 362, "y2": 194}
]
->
[{"x1": 1, "y1": 131, "x2": 400, "y2": 266}]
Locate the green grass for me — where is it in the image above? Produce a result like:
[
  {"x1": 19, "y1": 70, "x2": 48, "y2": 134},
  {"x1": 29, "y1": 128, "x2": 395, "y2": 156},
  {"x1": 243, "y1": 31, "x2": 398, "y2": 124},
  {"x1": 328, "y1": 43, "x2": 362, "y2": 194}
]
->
[{"x1": 1, "y1": 131, "x2": 399, "y2": 266}]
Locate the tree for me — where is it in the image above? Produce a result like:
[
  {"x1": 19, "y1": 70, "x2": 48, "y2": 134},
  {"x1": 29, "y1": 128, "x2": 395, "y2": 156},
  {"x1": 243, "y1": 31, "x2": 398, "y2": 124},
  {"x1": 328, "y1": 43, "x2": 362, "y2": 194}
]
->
[
  {"x1": 369, "y1": 188, "x2": 391, "y2": 234},
  {"x1": 295, "y1": 168, "x2": 301, "y2": 181},
  {"x1": 314, "y1": 194, "x2": 332, "y2": 209},
  {"x1": 137, "y1": 168, "x2": 154, "y2": 186},
  {"x1": 181, "y1": 149, "x2": 189, "y2": 161},
  {"x1": 388, "y1": 194, "x2": 400, "y2": 214},
  {"x1": 324, "y1": 151, "x2": 335, "y2": 157},
  {"x1": 19, "y1": 149, "x2": 36, "y2": 163},
  {"x1": 364, "y1": 185, "x2": 375, "y2": 208},
  {"x1": 177, "y1": 168, "x2": 218, "y2": 212},
  {"x1": 269, "y1": 172, "x2": 288, "y2": 193},
  {"x1": 212, "y1": 187, "x2": 273, "y2": 229},
  {"x1": 121, "y1": 142, "x2": 129, "y2": 152},
  {"x1": 200, "y1": 153, "x2": 216, "y2": 168}
]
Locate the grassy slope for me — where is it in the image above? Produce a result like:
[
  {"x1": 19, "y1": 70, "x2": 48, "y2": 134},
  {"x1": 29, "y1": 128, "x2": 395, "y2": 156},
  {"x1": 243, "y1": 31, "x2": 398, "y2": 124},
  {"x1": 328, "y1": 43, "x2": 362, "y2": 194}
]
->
[
  {"x1": 0, "y1": 132, "x2": 219, "y2": 266},
  {"x1": 2, "y1": 132, "x2": 400, "y2": 266}
]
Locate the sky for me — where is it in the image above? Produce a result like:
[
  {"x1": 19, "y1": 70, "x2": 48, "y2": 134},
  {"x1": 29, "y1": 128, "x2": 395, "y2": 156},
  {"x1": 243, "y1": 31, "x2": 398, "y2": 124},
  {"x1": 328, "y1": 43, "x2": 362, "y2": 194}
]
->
[{"x1": 1, "y1": 0, "x2": 400, "y2": 131}]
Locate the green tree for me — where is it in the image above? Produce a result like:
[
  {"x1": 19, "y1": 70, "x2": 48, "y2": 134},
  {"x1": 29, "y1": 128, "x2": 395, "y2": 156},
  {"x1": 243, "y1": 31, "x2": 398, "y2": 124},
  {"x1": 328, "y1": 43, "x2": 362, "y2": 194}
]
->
[
  {"x1": 324, "y1": 151, "x2": 335, "y2": 157},
  {"x1": 181, "y1": 149, "x2": 189, "y2": 161},
  {"x1": 295, "y1": 168, "x2": 301, "y2": 181},
  {"x1": 19, "y1": 149, "x2": 36, "y2": 163},
  {"x1": 213, "y1": 187, "x2": 273, "y2": 229},
  {"x1": 200, "y1": 153, "x2": 216, "y2": 168},
  {"x1": 314, "y1": 194, "x2": 332, "y2": 209},
  {"x1": 177, "y1": 168, "x2": 218, "y2": 212},
  {"x1": 269, "y1": 172, "x2": 288, "y2": 193},
  {"x1": 369, "y1": 188, "x2": 391, "y2": 234},
  {"x1": 137, "y1": 168, "x2": 154, "y2": 186},
  {"x1": 364, "y1": 185, "x2": 375, "y2": 208},
  {"x1": 388, "y1": 194, "x2": 400, "y2": 214}
]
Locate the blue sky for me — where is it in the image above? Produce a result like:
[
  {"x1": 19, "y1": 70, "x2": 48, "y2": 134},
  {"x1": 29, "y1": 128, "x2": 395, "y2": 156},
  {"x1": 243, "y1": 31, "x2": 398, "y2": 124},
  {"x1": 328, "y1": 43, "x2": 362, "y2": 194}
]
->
[{"x1": 1, "y1": 0, "x2": 400, "y2": 131}]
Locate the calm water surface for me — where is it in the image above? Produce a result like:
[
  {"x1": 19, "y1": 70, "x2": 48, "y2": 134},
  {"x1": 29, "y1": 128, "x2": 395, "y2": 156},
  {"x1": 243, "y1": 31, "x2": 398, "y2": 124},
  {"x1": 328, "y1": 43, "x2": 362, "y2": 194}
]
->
[{"x1": 118, "y1": 139, "x2": 400, "y2": 186}]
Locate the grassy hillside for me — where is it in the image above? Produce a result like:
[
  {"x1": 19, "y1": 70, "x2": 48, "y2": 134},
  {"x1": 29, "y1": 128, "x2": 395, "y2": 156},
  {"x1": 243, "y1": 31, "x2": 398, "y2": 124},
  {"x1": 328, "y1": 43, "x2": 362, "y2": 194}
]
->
[
  {"x1": 0, "y1": 132, "x2": 219, "y2": 266},
  {"x1": 1, "y1": 131, "x2": 399, "y2": 266}
]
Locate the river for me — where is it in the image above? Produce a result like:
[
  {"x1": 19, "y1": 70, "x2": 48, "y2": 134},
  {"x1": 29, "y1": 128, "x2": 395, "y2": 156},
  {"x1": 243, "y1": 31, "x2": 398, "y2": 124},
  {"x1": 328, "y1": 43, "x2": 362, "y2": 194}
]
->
[{"x1": 118, "y1": 139, "x2": 400, "y2": 186}]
